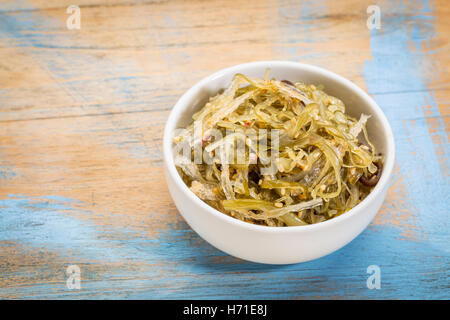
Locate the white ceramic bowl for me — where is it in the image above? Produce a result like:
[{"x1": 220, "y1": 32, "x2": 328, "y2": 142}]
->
[{"x1": 163, "y1": 61, "x2": 395, "y2": 264}]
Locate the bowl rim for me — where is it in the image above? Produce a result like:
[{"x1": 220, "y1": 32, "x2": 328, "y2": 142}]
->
[{"x1": 163, "y1": 60, "x2": 395, "y2": 233}]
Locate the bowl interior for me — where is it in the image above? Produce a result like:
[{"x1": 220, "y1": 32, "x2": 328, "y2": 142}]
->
[{"x1": 171, "y1": 62, "x2": 390, "y2": 157}]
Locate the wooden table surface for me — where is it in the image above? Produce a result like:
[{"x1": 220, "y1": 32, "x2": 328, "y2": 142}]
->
[{"x1": 0, "y1": 0, "x2": 448, "y2": 299}]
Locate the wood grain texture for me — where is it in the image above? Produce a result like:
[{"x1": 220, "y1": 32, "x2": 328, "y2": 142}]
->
[{"x1": 0, "y1": 0, "x2": 448, "y2": 299}]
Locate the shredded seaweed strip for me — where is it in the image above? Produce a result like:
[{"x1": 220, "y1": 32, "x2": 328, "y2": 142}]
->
[{"x1": 173, "y1": 71, "x2": 383, "y2": 226}]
